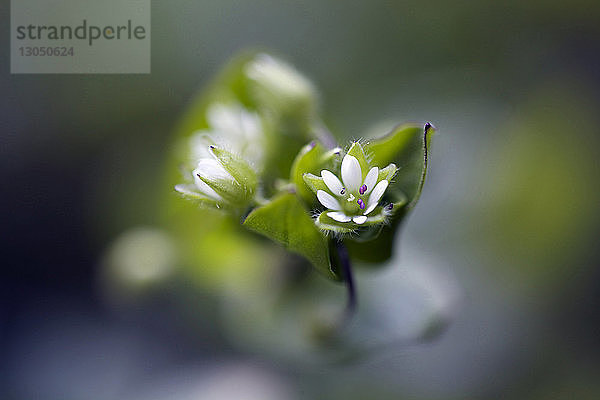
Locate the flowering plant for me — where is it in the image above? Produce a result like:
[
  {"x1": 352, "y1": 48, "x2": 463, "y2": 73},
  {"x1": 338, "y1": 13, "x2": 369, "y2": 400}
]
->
[{"x1": 172, "y1": 51, "x2": 435, "y2": 319}]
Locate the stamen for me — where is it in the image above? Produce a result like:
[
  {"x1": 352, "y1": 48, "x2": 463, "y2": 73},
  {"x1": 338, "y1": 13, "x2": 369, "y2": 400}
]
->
[
  {"x1": 359, "y1": 184, "x2": 367, "y2": 195},
  {"x1": 340, "y1": 187, "x2": 346, "y2": 195},
  {"x1": 385, "y1": 203, "x2": 394, "y2": 211},
  {"x1": 357, "y1": 199, "x2": 365, "y2": 210}
]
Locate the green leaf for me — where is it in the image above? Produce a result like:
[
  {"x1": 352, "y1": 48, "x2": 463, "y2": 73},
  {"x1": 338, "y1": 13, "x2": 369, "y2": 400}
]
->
[
  {"x1": 315, "y1": 212, "x2": 357, "y2": 234},
  {"x1": 291, "y1": 141, "x2": 341, "y2": 205},
  {"x1": 243, "y1": 193, "x2": 340, "y2": 280},
  {"x1": 367, "y1": 123, "x2": 435, "y2": 208},
  {"x1": 302, "y1": 173, "x2": 328, "y2": 194},
  {"x1": 210, "y1": 146, "x2": 257, "y2": 196},
  {"x1": 316, "y1": 210, "x2": 389, "y2": 233},
  {"x1": 378, "y1": 163, "x2": 398, "y2": 182},
  {"x1": 347, "y1": 123, "x2": 435, "y2": 263},
  {"x1": 290, "y1": 141, "x2": 325, "y2": 203},
  {"x1": 195, "y1": 174, "x2": 246, "y2": 206},
  {"x1": 174, "y1": 184, "x2": 222, "y2": 208}
]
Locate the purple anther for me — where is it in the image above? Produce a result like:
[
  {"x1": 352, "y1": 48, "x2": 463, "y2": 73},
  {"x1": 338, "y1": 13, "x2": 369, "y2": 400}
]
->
[
  {"x1": 359, "y1": 184, "x2": 367, "y2": 195},
  {"x1": 340, "y1": 187, "x2": 346, "y2": 195},
  {"x1": 385, "y1": 203, "x2": 394, "y2": 211},
  {"x1": 357, "y1": 199, "x2": 366, "y2": 210}
]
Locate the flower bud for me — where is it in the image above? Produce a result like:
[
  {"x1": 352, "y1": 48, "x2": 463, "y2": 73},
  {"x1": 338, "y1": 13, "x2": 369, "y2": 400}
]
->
[
  {"x1": 176, "y1": 146, "x2": 257, "y2": 208},
  {"x1": 245, "y1": 53, "x2": 317, "y2": 118}
]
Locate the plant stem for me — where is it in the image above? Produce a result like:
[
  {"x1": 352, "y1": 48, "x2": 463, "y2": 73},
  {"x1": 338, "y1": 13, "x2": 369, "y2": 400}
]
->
[{"x1": 336, "y1": 240, "x2": 357, "y2": 323}]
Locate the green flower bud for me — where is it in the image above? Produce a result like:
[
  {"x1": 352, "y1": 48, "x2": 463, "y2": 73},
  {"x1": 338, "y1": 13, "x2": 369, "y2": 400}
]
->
[
  {"x1": 245, "y1": 53, "x2": 317, "y2": 118},
  {"x1": 176, "y1": 146, "x2": 257, "y2": 208}
]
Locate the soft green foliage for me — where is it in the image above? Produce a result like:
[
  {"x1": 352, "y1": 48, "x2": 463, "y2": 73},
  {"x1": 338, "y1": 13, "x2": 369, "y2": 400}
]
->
[
  {"x1": 243, "y1": 193, "x2": 339, "y2": 280},
  {"x1": 367, "y1": 123, "x2": 435, "y2": 210},
  {"x1": 171, "y1": 51, "x2": 434, "y2": 279}
]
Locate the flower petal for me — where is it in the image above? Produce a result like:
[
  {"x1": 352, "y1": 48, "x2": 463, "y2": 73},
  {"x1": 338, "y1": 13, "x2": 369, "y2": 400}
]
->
[
  {"x1": 366, "y1": 180, "x2": 389, "y2": 210},
  {"x1": 317, "y1": 190, "x2": 342, "y2": 210},
  {"x1": 196, "y1": 159, "x2": 233, "y2": 181},
  {"x1": 341, "y1": 155, "x2": 362, "y2": 192},
  {"x1": 353, "y1": 215, "x2": 367, "y2": 224},
  {"x1": 328, "y1": 211, "x2": 352, "y2": 223},
  {"x1": 364, "y1": 203, "x2": 378, "y2": 215},
  {"x1": 363, "y1": 167, "x2": 379, "y2": 194},
  {"x1": 321, "y1": 170, "x2": 344, "y2": 196}
]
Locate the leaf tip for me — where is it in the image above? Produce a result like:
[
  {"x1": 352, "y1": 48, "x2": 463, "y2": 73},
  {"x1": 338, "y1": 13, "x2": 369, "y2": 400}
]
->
[{"x1": 424, "y1": 122, "x2": 435, "y2": 134}]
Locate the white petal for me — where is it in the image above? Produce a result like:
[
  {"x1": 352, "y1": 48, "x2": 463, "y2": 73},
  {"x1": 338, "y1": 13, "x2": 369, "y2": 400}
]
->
[
  {"x1": 341, "y1": 155, "x2": 362, "y2": 192},
  {"x1": 364, "y1": 203, "x2": 378, "y2": 215},
  {"x1": 321, "y1": 170, "x2": 344, "y2": 195},
  {"x1": 193, "y1": 172, "x2": 223, "y2": 201},
  {"x1": 366, "y1": 180, "x2": 389, "y2": 209},
  {"x1": 363, "y1": 167, "x2": 379, "y2": 194},
  {"x1": 196, "y1": 159, "x2": 232, "y2": 181},
  {"x1": 353, "y1": 216, "x2": 367, "y2": 224},
  {"x1": 328, "y1": 211, "x2": 352, "y2": 223},
  {"x1": 317, "y1": 190, "x2": 342, "y2": 210}
]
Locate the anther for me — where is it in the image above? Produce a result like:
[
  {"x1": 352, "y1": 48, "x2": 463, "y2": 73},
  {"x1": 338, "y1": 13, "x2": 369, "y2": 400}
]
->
[
  {"x1": 359, "y1": 184, "x2": 367, "y2": 195},
  {"x1": 340, "y1": 187, "x2": 346, "y2": 195},
  {"x1": 357, "y1": 199, "x2": 366, "y2": 210},
  {"x1": 385, "y1": 203, "x2": 394, "y2": 211}
]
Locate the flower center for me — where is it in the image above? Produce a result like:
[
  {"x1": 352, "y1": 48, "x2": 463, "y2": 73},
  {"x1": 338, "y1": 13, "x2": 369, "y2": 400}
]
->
[{"x1": 339, "y1": 187, "x2": 368, "y2": 216}]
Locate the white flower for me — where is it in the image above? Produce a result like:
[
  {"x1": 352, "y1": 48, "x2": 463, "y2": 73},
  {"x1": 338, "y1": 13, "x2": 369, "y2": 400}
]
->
[
  {"x1": 315, "y1": 153, "x2": 391, "y2": 225},
  {"x1": 190, "y1": 102, "x2": 265, "y2": 169}
]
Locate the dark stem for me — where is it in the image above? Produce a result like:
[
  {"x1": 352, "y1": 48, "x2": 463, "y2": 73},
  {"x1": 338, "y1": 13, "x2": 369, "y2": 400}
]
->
[{"x1": 336, "y1": 240, "x2": 357, "y2": 322}]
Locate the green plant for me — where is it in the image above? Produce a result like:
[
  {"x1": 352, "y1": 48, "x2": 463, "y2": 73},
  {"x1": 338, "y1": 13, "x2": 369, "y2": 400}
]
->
[{"x1": 173, "y1": 51, "x2": 435, "y2": 325}]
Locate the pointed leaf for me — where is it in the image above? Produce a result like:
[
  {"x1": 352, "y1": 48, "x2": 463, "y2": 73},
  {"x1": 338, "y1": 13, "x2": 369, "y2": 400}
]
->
[
  {"x1": 243, "y1": 193, "x2": 340, "y2": 280},
  {"x1": 210, "y1": 145, "x2": 257, "y2": 196},
  {"x1": 291, "y1": 141, "x2": 341, "y2": 204},
  {"x1": 378, "y1": 163, "x2": 398, "y2": 182},
  {"x1": 174, "y1": 184, "x2": 222, "y2": 208},
  {"x1": 367, "y1": 123, "x2": 435, "y2": 208},
  {"x1": 302, "y1": 173, "x2": 328, "y2": 194},
  {"x1": 290, "y1": 141, "x2": 325, "y2": 203}
]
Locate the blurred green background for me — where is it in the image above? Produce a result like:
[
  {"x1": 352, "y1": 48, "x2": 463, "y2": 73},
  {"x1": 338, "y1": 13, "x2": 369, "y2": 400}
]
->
[{"x1": 3, "y1": 1, "x2": 600, "y2": 399}]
